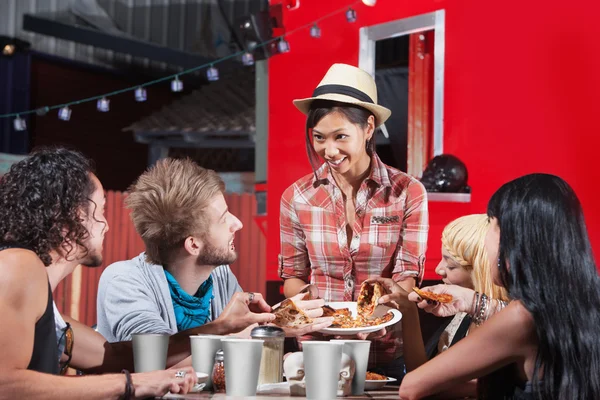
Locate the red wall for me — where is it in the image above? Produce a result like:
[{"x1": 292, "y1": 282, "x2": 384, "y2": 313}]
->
[{"x1": 266, "y1": 0, "x2": 600, "y2": 281}]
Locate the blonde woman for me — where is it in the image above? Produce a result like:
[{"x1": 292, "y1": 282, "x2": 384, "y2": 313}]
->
[{"x1": 370, "y1": 214, "x2": 508, "y2": 396}]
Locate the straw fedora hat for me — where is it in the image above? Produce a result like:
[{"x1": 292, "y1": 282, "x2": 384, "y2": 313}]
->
[{"x1": 293, "y1": 63, "x2": 391, "y2": 127}]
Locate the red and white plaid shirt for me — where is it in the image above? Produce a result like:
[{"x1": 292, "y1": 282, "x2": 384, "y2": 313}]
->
[{"x1": 279, "y1": 155, "x2": 429, "y2": 366}]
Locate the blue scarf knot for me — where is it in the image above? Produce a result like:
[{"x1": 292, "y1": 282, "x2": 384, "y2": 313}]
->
[{"x1": 164, "y1": 270, "x2": 214, "y2": 331}]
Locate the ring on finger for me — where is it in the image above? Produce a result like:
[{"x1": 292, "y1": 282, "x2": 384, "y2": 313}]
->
[
  {"x1": 175, "y1": 370, "x2": 187, "y2": 379},
  {"x1": 247, "y1": 292, "x2": 255, "y2": 302}
]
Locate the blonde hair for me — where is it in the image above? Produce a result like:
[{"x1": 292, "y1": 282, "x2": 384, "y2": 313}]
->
[
  {"x1": 441, "y1": 214, "x2": 509, "y2": 301},
  {"x1": 126, "y1": 158, "x2": 225, "y2": 265}
]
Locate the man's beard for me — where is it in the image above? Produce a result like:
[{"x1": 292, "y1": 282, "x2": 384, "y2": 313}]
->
[{"x1": 197, "y1": 241, "x2": 237, "y2": 266}]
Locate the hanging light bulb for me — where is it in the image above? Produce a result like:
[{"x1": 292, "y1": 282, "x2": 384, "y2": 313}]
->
[
  {"x1": 171, "y1": 76, "x2": 184, "y2": 92},
  {"x1": 206, "y1": 65, "x2": 219, "y2": 82},
  {"x1": 135, "y1": 87, "x2": 147, "y2": 102},
  {"x1": 346, "y1": 8, "x2": 357, "y2": 23},
  {"x1": 242, "y1": 52, "x2": 254, "y2": 66},
  {"x1": 13, "y1": 115, "x2": 26, "y2": 131},
  {"x1": 277, "y1": 38, "x2": 290, "y2": 53},
  {"x1": 362, "y1": 0, "x2": 376, "y2": 6},
  {"x1": 310, "y1": 24, "x2": 321, "y2": 38},
  {"x1": 58, "y1": 106, "x2": 72, "y2": 121},
  {"x1": 97, "y1": 97, "x2": 110, "y2": 112}
]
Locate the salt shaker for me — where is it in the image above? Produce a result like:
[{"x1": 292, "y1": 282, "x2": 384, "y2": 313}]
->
[
  {"x1": 211, "y1": 349, "x2": 225, "y2": 393},
  {"x1": 250, "y1": 326, "x2": 285, "y2": 385}
]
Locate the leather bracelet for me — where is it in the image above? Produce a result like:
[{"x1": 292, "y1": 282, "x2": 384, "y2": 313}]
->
[{"x1": 120, "y1": 369, "x2": 134, "y2": 400}]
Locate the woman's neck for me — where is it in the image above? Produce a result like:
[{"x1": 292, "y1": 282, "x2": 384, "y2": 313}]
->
[{"x1": 331, "y1": 155, "x2": 372, "y2": 194}]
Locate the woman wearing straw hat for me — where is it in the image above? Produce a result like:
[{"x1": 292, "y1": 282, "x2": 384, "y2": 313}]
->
[{"x1": 279, "y1": 63, "x2": 429, "y2": 379}]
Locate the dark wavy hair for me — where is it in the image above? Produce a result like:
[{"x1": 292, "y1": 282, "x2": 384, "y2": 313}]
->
[
  {"x1": 481, "y1": 173, "x2": 600, "y2": 399},
  {"x1": 0, "y1": 148, "x2": 97, "y2": 266},
  {"x1": 305, "y1": 99, "x2": 376, "y2": 180}
]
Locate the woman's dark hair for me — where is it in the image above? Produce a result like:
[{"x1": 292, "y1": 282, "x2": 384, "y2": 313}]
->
[
  {"x1": 305, "y1": 100, "x2": 375, "y2": 178},
  {"x1": 0, "y1": 147, "x2": 97, "y2": 266},
  {"x1": 481, "y1": 173, "x2": 600, "y2": 399}
]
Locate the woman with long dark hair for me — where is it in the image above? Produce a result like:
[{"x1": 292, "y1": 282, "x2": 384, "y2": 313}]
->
[{"x1": 399, "y1": 173, "x2": 600, "y2": 399}]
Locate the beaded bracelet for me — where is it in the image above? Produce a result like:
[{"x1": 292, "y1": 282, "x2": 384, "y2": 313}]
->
[
  {"x1": 120, "y1": 369, "x2": 134, "y2": 400},
  {"x1": 473, "y1": 293, "x2": 489, "y2": 326}
]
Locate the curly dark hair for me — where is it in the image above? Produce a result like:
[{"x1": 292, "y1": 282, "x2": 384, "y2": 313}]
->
[{"x1": 0, "y1": 147, "x2": 97, "y2": 266}]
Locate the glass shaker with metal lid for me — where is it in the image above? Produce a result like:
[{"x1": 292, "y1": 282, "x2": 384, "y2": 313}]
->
[
  {"x1": 250, "y1": 326, "x2": 285, "y2": 385},
  {"x1": 211, "y1": 349, "x2": 225, "y2": 393}
]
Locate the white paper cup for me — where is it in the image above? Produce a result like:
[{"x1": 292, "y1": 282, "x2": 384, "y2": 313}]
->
[
  {"x1": 302, "y1": 341, "x2": 343, "y2": 400},
  {"x1": 132, "y1": 333, "x2": 169, "y2": 372},
  {"x1": 190, "y1": 335, "x2": 223, "y2": 391},
  {"x1": 221, "y1": 338, "x2": 264, "y2": 396},
  {"x1": 331, "y1": 339, "x2": 372, "y2": 395}
]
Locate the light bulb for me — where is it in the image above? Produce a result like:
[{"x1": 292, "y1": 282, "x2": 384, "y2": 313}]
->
[
  {"x1": 135, "y1": 87, "x2": 147, "y2": 102},
  {"x1": 206, "y1": 66, "x2": 219, "y2": 82},
  {"x1": 97, "y1": 97, "x2": 110, "y2": 112},
  {"x1": 171, "y1": 76, "x2": 183, "y2": 92},
  {"x1": 310, "y1": 24, "x2": 321, "y2": 38},
  {"x1": 58, "y1": 106, "x2": 72, "y2": 121}
]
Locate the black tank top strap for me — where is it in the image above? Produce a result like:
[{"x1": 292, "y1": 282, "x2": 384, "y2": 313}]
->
[{"x1": 0, "y1": 244, "x2": 59, "y2": 374}]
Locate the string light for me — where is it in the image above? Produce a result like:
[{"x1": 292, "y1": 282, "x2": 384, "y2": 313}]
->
[
  {"x1": 206, "y1": 65, "x2": 219, "y2": 82},
  {"x1": 171, "y1": 76, "x2": 184, "y2": 92},
  {"x1": 310, "y1": 24, "x2": 321, "y2": 38},
  {"x1": 58, "y1": 106, "x2": 72, "y2": 121},
  {"x1": 277, "y1": 38, "x2": 290, "y2": 53},
  {"x1": 346, "y1": 8, "x2": 357, "y2": 23},
  {"x1": 0, "y1": 0, "x2": 365, "y2": 122},
  {"x1": 241, "y1": 52, "x2": 254, "y2": 66},
  {"x1": 97, "y1": 97, "x2": 110, "y2": 112},
  {"x1": 134, "y1": 87, "x2": 147, "y2": 102},
  {"x1": 13, "y1": 115, "x2": 26, "y2": 131}
]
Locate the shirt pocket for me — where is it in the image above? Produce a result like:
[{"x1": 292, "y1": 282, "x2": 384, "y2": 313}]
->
[{"x1": 367, "y1": 208, "x2": 402, "y2": 248}]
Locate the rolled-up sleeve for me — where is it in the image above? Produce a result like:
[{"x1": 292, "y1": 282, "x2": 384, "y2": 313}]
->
[
  {"x1": 278, "y1": 186, "x2": 310, "y2": 281},
  {"x1": 392, "y1": 180, "x2": 429, "y2": 284}
]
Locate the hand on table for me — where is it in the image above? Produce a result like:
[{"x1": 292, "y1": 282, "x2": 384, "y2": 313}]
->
[{"x1": 132, "y1": 366, "x2": 197, "y2": 398}]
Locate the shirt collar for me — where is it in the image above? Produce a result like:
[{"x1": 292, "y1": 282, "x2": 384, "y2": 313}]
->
[{"x1": 312, "y1": 153, "x2": 392, "y2": 189}]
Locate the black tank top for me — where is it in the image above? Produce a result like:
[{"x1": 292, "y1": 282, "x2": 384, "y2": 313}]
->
[{"x1": 0, "y1": 245, "x2": 59, "y2": 374}]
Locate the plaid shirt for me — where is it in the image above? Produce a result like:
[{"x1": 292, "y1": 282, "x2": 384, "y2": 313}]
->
[{"x1": 279, "y1": 155, "x2": 429, "y2": 365}]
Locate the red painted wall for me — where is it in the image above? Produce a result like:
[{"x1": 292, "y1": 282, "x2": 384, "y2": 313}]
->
[{"x1": 266, "y1": 0, "x2": 600, "y2": 281}]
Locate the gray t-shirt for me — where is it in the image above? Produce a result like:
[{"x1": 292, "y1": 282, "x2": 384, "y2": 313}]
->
[{"x1": 96, "y1": 252, "x2": 242, "y2": 342}]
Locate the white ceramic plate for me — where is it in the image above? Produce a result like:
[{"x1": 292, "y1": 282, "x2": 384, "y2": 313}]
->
[
  {"x1": 190, "y1": 372, "x2": 209, "y2": 393},
  {"x1": 318, "y1": 302, "x2": 402, "y2": 335},
  {"x1": 364, "y1": 377, "x2": 398, "y2": 390}
]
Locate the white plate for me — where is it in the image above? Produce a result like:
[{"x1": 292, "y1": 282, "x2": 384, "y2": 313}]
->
[
  {"x1": 364, "y1": 377, "x2": 397, "y2": 390},
  {"x1": 318, "y1": 302, "x2": 402, "y2": 335},
  {"x1": 190, "y1": 372, "x2": 209, "y2": 393}
]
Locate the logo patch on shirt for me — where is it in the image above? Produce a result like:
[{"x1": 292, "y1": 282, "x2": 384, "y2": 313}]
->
[{"x1": 371, "y1": 215, "x2": 400, "y2": 224}]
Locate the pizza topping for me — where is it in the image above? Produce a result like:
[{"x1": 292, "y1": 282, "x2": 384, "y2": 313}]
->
[
  {"x1": 366, "y1": 371, "x2": 388, "y2": 380},
  {"x1": 272, "y1": 298, "x2": 314, "y2": 328}
]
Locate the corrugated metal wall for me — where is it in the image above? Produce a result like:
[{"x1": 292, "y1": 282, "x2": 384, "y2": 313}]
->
[
  {"x1": 0, "y1": 0, "x2": 265, "y2": 69},
  {"x1": 54, "y1": 190, "x2": 267, "y2": 327}
]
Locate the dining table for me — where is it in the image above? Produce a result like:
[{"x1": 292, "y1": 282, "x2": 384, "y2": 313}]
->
[{"x1": 161, "y1": 386, "x2": 400, "y2": 399}]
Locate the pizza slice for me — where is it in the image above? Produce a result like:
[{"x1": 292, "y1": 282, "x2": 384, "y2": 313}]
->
[
  {"x1": 412, "y1": 287, "x2": 453, "y2": 303},
  {"x1": 272, "y1": 298, "x2": 313, "y2": 328},
  {"x1": 357, "y1": 281, "x2": 384, "y2": 318}
]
